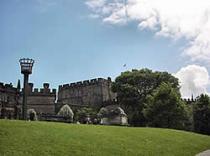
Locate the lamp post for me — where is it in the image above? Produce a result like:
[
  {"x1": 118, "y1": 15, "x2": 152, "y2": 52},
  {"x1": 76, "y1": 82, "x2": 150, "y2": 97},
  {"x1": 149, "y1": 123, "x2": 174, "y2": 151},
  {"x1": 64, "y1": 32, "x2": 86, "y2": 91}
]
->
[{"x1": 19, "y1": 58, "x2": 34, "y2": 120}]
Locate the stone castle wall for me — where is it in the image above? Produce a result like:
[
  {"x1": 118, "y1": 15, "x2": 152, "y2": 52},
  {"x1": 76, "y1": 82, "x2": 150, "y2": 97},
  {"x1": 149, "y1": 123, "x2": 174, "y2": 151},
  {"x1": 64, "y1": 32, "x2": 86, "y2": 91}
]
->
[
  {"x1": 0, "y1": 83, "x2": 19, "y2": 118},
  {"x1": 56, "y1": 77, "x2": 116, "y2": 111},
  {"x1": 19, "y1": 83, "x2": 56, "y2": 115},
  {"x1": 0, "y1": 77, "x2": 116, "y2": 118}
]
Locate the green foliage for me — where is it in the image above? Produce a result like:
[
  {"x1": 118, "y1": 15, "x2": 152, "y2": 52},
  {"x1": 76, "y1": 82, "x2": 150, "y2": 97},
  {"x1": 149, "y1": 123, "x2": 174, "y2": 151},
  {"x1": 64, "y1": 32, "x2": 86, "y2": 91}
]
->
[
  {"x1": 143, "y1": 83, "x2": 189, "y2": 129},
  {"x1": 57, "y1": 104, "x2": 74, "y2": 122},
  {"x1": 185, "y1": 103, "x2": 194, "y2": 131},
  {"x1": 112, "y1": 68, "x2": 180, "y2": 126},
  {"x1": 193, "y1": 94, "x2": 210, "y2": 135},
  {"x1": 0, "y1": 120, "x2": 210, "y2": 156},
  {"x1": 74, "y1": 107, "x2": 97, "y2": 123}
]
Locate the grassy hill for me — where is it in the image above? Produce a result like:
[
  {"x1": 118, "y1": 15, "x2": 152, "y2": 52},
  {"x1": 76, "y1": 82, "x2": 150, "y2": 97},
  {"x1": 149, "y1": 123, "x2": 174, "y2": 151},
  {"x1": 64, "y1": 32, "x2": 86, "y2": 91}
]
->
[{"x1": 0, "y1": 120, "x2": 210, "y2": 156}]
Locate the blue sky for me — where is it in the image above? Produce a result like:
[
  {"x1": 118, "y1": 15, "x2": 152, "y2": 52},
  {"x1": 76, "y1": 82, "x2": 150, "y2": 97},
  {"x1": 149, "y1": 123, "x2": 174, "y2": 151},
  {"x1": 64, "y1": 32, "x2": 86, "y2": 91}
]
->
[{"x1": 0, "y1": 0, "x2": 210, "y2": 98}]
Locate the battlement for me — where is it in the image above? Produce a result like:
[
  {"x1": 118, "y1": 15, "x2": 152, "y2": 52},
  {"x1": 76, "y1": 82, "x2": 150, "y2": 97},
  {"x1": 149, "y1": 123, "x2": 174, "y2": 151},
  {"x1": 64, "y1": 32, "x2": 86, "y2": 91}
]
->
[
  {"x1": 0, "y1": 82, "x2": 17, "y2": 92},
  {"x1": 26, "y1": 83, "x2": 56, "y2": 95},
  {"x1": 58, "y1": 77, "x2": 112, "y2": 91},
  {"x1": 181, "y1": 98, "x2": 196, "y2": 104}
]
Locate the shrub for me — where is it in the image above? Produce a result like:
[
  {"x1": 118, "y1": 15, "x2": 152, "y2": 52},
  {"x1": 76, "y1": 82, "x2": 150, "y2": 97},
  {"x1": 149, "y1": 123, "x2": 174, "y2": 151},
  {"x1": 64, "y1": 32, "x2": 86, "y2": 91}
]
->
[
  {"x1": 57, "y1": 105, "x2": 74, "y2": 122},
  {"x1": 27, "y1": 109, "x2": 37, "y2": 121}
]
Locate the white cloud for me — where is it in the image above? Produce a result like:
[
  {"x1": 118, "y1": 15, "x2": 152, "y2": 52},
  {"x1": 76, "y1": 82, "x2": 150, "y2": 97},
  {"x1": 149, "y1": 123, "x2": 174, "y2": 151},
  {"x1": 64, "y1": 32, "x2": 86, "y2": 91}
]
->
[
  {"x1": 86, "y1": 0, "x2": 105, "y2": 9},
  {"x1": 174, "y1": 65, "x2": 210, "y2": 98},
  {"x1": 86, "y1": 0, "x2": 210, "y2": 64}
]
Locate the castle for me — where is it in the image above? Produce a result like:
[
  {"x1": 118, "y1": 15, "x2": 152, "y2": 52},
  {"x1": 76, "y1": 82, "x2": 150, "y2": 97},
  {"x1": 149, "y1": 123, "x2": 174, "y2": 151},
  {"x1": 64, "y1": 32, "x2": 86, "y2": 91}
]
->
[
  {"x1": 0, "y1": 77, "x2": 116, "y2": 119},
  {"x1": 0, "y1": 83, "x2": 19, "y2": 119},
  {"x1": 57, "y1": 77, "x2": 116, "y2": 111}
]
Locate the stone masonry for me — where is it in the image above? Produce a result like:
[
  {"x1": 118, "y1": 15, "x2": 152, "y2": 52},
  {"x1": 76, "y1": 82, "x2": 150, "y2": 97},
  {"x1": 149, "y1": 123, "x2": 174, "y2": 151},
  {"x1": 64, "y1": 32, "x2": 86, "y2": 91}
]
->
[
  {"x1": 0, "y1": 77, "x2": 116, "y2": 119},
  {"x1": 56, "y1": 77, "x2": 116, "y2": 112},
  {"x1": 0, "y1": 82, "x2": 20, "y2": 119},
  {"x1": 19, "y1": 83, "x2": 56, "y2": 115}
]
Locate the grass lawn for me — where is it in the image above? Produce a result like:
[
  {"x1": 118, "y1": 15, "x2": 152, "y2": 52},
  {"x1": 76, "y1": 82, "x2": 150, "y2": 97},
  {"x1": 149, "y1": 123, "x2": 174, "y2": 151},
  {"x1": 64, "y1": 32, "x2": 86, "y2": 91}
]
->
[{"x1": 0, "y1": 120, "x2": 210, "y2": 156}]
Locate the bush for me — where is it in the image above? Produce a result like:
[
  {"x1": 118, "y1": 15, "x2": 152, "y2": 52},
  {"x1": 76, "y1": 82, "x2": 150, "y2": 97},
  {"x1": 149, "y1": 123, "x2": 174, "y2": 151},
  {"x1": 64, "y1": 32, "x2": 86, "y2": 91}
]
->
[
  {"x1": 57, "y1": 105, "x2": 74, "y2": 122},
  {"x1": 74, "y1": 107, "x2": 97, "y2": 124},
  {"x1": 27, "y1": 109, "x2": 37, "y2": 121}
]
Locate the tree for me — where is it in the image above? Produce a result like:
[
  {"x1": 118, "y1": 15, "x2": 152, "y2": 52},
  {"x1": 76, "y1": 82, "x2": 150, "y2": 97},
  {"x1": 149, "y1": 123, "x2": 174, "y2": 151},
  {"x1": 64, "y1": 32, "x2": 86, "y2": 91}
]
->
[
  {"x1": 143, "y1": 83, "x2": 189, "y2": 129},
  {"x1": 112, "y1": 68, "x2": 179, "y2": 126},
  {"x1": 193, "y1": 94, "x2": 210, "y2": 135},
  {"x1": 74, "y1": 107, "x2": 97, "y2": 124}
]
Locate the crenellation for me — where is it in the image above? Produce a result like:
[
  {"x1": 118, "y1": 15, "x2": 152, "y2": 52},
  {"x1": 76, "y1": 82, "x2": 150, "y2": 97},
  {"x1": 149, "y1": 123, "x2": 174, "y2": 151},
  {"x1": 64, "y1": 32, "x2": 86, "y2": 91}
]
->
[
  {"x1": 58, "y1": 85, "x2": 62, "y2": 91},
  {"x1": 5, "y1": 83, "x2": 13, "y2": 88},
  {"x1": 0, "y1": 82, "x2": 4, "y2": 88},
  {"x1": 76, "y1": 81, "x2": 82, "y2": 86},
  {"x1": 63, "y1": 84, "x2": 69, "y2": 89},
  {"x1": 83, "y1": 80, "x2": 89, "y2": 85},
  {"x1": 58, "y1": 78, "x2": 113, "y2": 91},
  {"x1": 28, "y1": 83, "x2": 33, "y2": 92},
  {"x1": 40, "y1": 88, "x2": 44, "y2": 93},
  {"x1": 98, "y1": 78, "x2": 104, "y2": 83},
  {"x1": 43, "y1": 83, "x2": 49, "y2": 89},
  {"x1": 0, "y1": 77, "x2": 115, "y2": 119},
  {"x1": 70, "y1": 83, "x2": 76, "y2": 86},
  {"x1": 19, "y1": 83, "x2": 57, "y2": 115},
  {"x1": 90, "y1": 79, "x2": 97, "y2": 84},
  {"x1": 57, "y1": 77, "x2": 117, "y2": 110},
  {"x1": 182, "y1": 98, "x2": 196, "y2": 105},
  {"x1": 52, "y1": 89, "x2": 56, "y2": 94},
  {"x1": 0, "y1": 83, "x2": 18, "y2": 92},
  {"x1": 34, "y1": 88, "x2": 39, "y2": 93},
  {"x1": 29, "y1": 83, "x2": 56, "y2": 95}
]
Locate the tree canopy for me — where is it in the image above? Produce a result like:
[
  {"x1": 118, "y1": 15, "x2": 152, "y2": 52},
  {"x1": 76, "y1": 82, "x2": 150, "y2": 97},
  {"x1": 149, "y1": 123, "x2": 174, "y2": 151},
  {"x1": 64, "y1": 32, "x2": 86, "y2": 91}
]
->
[
  {"x1": 112, "y1": 68, "x2": 180, "y2": 126},
  {"x1": 74, "y1": 107, "x2": 97, "y2": 124},
  {"x1": 143, "y1": 83, "x2": 189, "y2": 129},
  {"x1": 193, "y1": 94, "x2": 210, "y2": 135}
]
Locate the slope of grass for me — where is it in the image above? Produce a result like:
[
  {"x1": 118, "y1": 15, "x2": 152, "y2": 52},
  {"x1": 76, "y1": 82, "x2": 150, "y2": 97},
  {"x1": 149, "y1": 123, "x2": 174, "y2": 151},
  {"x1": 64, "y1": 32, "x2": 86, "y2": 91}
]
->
[{"x1": 0, "y1": 120, "x2": 210, "y2": 156}]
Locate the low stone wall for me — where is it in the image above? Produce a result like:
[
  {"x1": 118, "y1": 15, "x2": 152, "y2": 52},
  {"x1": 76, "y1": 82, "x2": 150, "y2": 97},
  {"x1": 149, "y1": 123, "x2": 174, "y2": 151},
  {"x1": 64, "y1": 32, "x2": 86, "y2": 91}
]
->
[{"x1": 39, "y1": 114, "x2": 72, "y2": 123}]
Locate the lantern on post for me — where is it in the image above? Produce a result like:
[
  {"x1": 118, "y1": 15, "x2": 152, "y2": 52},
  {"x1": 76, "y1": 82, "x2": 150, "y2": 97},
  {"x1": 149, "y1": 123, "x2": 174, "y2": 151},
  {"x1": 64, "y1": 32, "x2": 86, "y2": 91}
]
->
[{"x1": 19, "y1": 58, "x2": 34, "y2": 120}]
